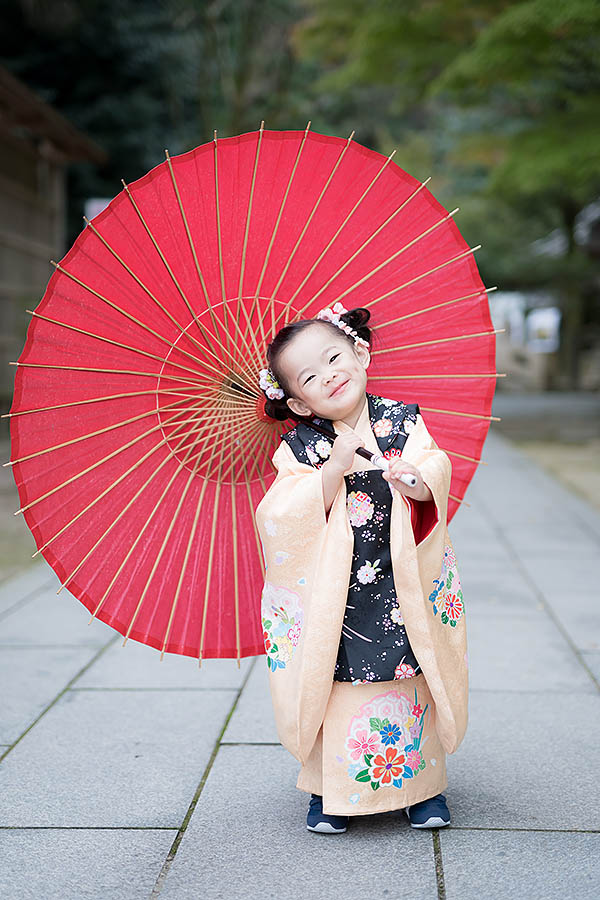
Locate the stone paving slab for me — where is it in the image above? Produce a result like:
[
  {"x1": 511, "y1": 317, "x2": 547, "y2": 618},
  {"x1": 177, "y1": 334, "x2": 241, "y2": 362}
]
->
[
  {"x1": 440, "y1": 829, "x2": 600, "y2": 900},
  {"x1": 222, "y1": 658, "x2": 279, "y2": 744},
  {"x1": 76, "y1": 640, "x2": 251, "y2": 690},
  {"x1": 466, "y1": 611, "x2": 596, "y2": 693},
  {"x1": 0, "y1": 828, "x2": 177, "y2": 900},
  {"x1": 446, "y1": 689, "x2": 600, "y2": 831},
  {"x1": 0, "y1": 564, "x2": 55, "y2": 617},
  {"x1": 0, "y1": 586, "x2": 114, "y2": 647},
  {"x1": 160, "y1": 744, "x2": 439, "y2": 900},
  {"x1": 0, "y1": 646, "x2": 97, "y2": 744},
  {"x1": 0, "y1": 688, "x2": 236, "y2": 827}
]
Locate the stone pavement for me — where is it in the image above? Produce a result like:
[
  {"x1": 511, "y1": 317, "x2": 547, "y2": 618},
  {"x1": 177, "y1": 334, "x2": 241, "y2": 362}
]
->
[{"x1": 1, "y1": 429, "x2": 599, "y2": 900}]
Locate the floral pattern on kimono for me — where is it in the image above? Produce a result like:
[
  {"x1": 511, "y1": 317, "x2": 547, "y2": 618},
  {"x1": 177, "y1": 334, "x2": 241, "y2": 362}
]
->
[
  {"x1": 345, "y1": 688, "x2": 429, "y2": 791},
  {"x1": 261, "y1": 583, "x2": 304, "y2": 670},
  {"x1": 429, "y1": 544, "x2": 465, "y2": 626},
  {"x1": 281, "y1": 394, "x2": 420, "y2": 468}
]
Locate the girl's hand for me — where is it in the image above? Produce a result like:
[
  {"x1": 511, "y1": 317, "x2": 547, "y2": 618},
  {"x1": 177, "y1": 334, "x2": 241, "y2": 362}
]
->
[
  {"x1": 327, "y1": 431, "x2": 365, "y2": 475},
  {"x1": 382, "y1": 459, "x2": 432, "y2": 502}
]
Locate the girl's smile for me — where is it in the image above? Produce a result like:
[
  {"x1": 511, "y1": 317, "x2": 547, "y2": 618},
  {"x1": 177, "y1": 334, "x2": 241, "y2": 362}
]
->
[{"x1": 277, "y1": 323, "x2": 370, "y2": 428}]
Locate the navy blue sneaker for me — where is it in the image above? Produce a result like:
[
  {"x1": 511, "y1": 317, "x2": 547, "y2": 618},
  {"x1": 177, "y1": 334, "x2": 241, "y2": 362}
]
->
[
  {"x1": 307, "y1": 794, "x2": 348, "y2": 833},
  {"x1": 405, "y1": 793, "x2": 451, "y2": 828}
]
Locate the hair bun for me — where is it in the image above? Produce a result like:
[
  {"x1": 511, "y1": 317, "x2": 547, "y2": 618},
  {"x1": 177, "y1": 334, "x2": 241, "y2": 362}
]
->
[
  {"x1": 339, "y1": 307, "x2": 371, "y2": 343},
  {"x1": 264, "y1": 396, "x2": 291, "y2": 421}
]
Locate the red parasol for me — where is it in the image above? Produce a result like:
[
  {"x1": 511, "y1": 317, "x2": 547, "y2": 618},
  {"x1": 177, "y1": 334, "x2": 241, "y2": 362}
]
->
[{"x1": 7, "y1": 125, "x2": 501, "y2": 663}]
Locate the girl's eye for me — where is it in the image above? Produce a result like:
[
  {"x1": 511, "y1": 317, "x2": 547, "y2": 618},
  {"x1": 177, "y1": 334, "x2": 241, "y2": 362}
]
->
[
  {"x1": 329, "y1": 354, "x2": 339, "y2": 363},
  {"x1": 303, "y1": 374, "x2": 315, "y2": 385}
]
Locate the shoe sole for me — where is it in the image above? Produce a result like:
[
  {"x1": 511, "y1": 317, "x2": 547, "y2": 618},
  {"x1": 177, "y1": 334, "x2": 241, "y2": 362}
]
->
[
  {"x1": 405, "y1": 808, "x2": 450, "y2": 829},
  {"x1": 307, "y1": 822, "x2": 347, "y2": 833}
]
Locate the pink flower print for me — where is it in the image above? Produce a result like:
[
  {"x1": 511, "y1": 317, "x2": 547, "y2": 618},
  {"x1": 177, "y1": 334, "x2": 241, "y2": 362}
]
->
[
  {"x1": 315, "y1": 439, "x2": 332, "y2": 459},
  {"x1": 287, "y1": 623, "x2": 301, "y2": 646},
  {"x1": 390, "y1": 606, "x2": 404, "y2": 625},
  {"x1": 346, "y1": 729, "x2": 380, "y2": 761},
  {"x1": 444, "y1": 545, "x2": 457, "y2": 568},
  {"x1": 409, "y1": 721, "x2": 421, "y2": 740},
  {"x1": 412, "y1": 703, "x2": 423, "y2": 717},
  {"x1": 373, "y1": 417, "x2": 393, "y2": 437},
  {"x1": 306, "y1": 446, "x2": 320, "y2": 465},
  {"x1": 444, "y1": 592, "x2": 464, "y2": 620},
  {"x1": 406, "y1": 749, "x2": 422, "y2": 771},
  {"x1": 357, "y1": 559, "x2": 381, "y2": 585},
  {"x1": 347, "y1": 491, "x2": 375, "y2": 528},
  {"x1": 394, "y1": 661, "x2": 417, "y2": 680}
]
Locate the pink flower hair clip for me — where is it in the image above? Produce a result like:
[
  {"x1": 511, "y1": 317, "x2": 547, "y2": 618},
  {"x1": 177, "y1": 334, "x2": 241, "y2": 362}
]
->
[
  {"x1": 315, "y1": 302, "x2": 369, "y2": 348},
  {"x1": 258, "y1": 368, "x2": 285, "y2": 400}
]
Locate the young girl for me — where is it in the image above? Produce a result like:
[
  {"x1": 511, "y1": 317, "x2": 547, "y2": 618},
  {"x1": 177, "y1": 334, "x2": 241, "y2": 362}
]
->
[{"x1": 254, "y1": 304, "x2": 468, "y2": 833}]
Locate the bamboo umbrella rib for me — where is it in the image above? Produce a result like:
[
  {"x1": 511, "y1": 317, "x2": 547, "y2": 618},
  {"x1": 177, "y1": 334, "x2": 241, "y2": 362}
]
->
[
  {"x1": 54, "y1": 256, "x2": 261, "y2": 401},
  {"x1": 266, "y1": 131, "x2": 356, "y2": 333},
  {"x1": 115, "y1": 192, "x2": 259, "y2": 395},
  {"x1": 213, "y1": 131, "x2": 227, "y2": 303},
  {"x1": 8, "y1": 360, "x2": 257, "y2": 407},
  {"x1": 198, "y1": 401, "x2": 231, "y2": 664},
  {"x1": 122, "y1": 435, "x2": 207, "y2": 644},
  {"x1": 57, "y1": 414, "x2": 207, "y2": 591},
  {"x1": 216, "y1": 418, "x2": 273, "y2": 483},
  {"x1": 121, "y1": 180, "x2": 213, "y2": 339},
  {"x1": 26, "y1": 310, "x2": 226, "y2": 385},
  {"x1": 248, "y1": 121, "x2": 312, "y2": 348},
  {"x1": 159, "y1": 459, "x2": 211, "y2": 659},
  {"x1": 368, "y1": 373, "x2": 506, "y2": 379},
  {"x1": 324, "y1": 208, "x2": 460, "y2": 311},
  {"x1": 32, "y1": 407, "x2": 206, "y2": 556},
  {"x1": 242, "y1": 466, "x2": 266, "y2": 576},
  {"x1": 449, "y1": 493, "x2": 470, "y2": 507},
  {"x1": 163, "y1": 151, "x2": 210, "y2": 308},
  {"x1": 2, "y1": 388, "x2": 216, "y2": 419},
  {"x1": 372, "y1": 287, "x2": 496, "y2": 329},
  {"x1": 277, "y1": 150, "x2": 397, "y2": 322},
  {"x1": 15, "y1": 405, "x2": 196, "y2": 516},
  {"x1": 444, "y1": 449, "x2": 487, "y2": 465},
  {"x1": 371, "y1": 329, "x2": 504, "y2": 356},
  {"x1": 240, "y1": 425, "x2": 279, "y2": 485},
  {"x1": 7, "y1": 395, "x2": 189, "y2": 467},
  {"x1": 231, "y1": 479, "x2": 241, "y2": 665},
  {"x1": 199, "y1": 421, "x2": 268, "y2": 481},
  {"x1": 419, "y1": 407, "x2": 501, "y2": 422},
  {"x1": 165, "y1": 150, "x2": 258, "y2": 369},
  {"x1": 51, "y1": 257, "x2": 211, "y2": 376},
  {"x1": 363, "y1": 246, "x2": 482, "y2": 309},
  {"x1": 81, "y1": 223, "x2": 255, "y2": 388},
  {"x1": 292, "y1": 177, "x2": 432, "y2": 320},
  {"x1": 220, "y1": 419, "x2": 268, "y2": 482},
  {"x1": 237, "y1": 122, "x2": 264, "y2": 300},
  {"x1": 89, "y1": 412, "x2": 221, "y2": 622}
]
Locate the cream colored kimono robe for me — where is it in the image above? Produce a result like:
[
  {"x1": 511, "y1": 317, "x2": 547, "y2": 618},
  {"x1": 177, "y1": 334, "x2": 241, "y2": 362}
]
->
[{"x1": 255, "y1": 395, "x2": 468, "y2": 815}]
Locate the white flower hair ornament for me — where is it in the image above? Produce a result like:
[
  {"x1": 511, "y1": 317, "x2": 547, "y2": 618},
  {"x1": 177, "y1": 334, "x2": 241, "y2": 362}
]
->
[
  {"x1": 258, "y1": 368, "x2": 285, "y2": 400},
  {"x1": 315, "y1": 302, "x2": 369, "y2": 348}
]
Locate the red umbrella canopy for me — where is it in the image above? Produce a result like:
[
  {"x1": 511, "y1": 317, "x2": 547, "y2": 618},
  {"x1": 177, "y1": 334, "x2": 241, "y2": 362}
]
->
[{"x1": 8, "y1": 126, "x2": 499, "y2": 663}]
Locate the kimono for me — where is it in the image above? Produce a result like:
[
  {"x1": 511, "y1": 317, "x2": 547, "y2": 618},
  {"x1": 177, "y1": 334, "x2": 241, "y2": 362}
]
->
[{"x1": 254, "y1": 393, "x2": 468, "y2": 816}]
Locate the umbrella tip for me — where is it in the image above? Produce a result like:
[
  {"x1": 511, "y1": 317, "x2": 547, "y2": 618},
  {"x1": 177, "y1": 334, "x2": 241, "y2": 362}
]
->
[
  {"x1": 2, "y1": 460, "x2": 13, "y2": 467},
  {"x1": 260, "y1": 120, "x2": 265, "y2": 130},
  {"x1": 488, "y1": 285, "x2": 498, "y2": 292},
  {"x1": 164, "y1": 148, "x2": 170, "y2": 158},
  {"x1": 213, "y1": 129, "x2": 218, "y2": 141},
  {"x1": 305, "y1": 120, "x2": 312, "y2": 132}
]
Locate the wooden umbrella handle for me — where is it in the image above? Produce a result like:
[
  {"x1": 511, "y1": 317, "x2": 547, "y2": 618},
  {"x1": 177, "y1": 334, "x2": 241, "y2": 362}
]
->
[{"x1": 297, "y1": 416, "x2": 418, "y2": 487}]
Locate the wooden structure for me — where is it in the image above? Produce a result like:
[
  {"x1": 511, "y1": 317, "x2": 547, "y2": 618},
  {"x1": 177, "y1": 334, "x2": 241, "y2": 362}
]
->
[{"x1": 0, "y1": 65, "x2": 106, "y2": 415}]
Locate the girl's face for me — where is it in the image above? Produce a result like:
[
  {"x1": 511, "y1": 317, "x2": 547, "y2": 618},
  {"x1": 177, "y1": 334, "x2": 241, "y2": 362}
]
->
[{"x1": 277, "y1": 323, "x2": 370, "y2": 424}]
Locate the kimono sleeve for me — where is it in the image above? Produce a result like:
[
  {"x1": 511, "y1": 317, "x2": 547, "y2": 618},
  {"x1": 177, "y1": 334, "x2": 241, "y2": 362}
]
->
[{"x1": 401, "y1": 412, "x2": 452, "y2": 546}]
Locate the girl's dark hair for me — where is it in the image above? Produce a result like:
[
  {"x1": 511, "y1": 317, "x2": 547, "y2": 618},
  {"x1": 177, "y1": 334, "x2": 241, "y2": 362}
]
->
[{"x1": 263, "y1": 307, "x2": 372, "y2": 421}]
